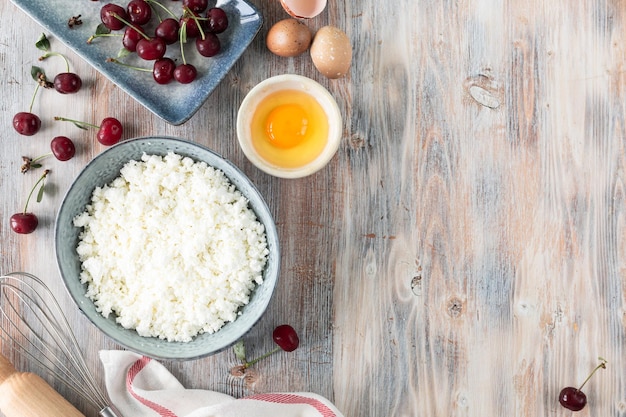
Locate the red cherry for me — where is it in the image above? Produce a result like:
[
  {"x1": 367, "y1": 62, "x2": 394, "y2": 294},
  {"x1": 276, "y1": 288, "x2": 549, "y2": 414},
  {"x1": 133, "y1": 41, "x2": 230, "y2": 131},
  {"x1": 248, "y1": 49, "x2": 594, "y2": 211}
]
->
[
  {"x1": 558, "y1": 358, "x2": 607, "y2": 412},
  {"x1": 206, "y1": 8, "x2": 228, "y2": 34},
  {"x1": 123, "y1": 26, "x2": 144, "y2": 52},
  {"x1": 100, "y1": 3, "x2": 128, "y2": 31},
  {"x1": 196, "y1": 33, "x2": 221, "y2": 57},
  {"x1": 136, "y1": 37, "x2": 166, "y2": 60},
  {"x1": 153, "y1": 58, "x2": 176, "y2": 84},
  {"x1": 155, "y1": 18, "x2": 180, "y2": 45},
  {"x1": 10, "y1": 170, "x2": 49, "y2": 234},
  {"x1": 127, "y1": 0, "x2": 151, "y2": 25},
  {"x1": 183, "y1": 0, "x2": 209, "y2": 13},
  {"x1": 174, "y1": 64, "x2": 197, "y2": 84},
  {"x1": 10, "y1": 213, "x2": 39, "y2": 234},
  {"x1": 97, "y1": 118, "x2": 123, "y2": 146},
  {"x1": 53, "y1": 72, "x2": 82, "y2": 94},
  {"x1": 13, "y1": 112, "x2": 41, "y2": 136},
  {"x1": 180, "y1": 13, "x2": 203, "y2": 38},
  {"x1": 272, "y1": 324, "x2": 299, "y2": 352},
  {"x1": 559, "y1": 387, "x2": 587, "y2": 411},
  {"x1": 50, "y1": 136, "x2": 76, "y2": 161}
]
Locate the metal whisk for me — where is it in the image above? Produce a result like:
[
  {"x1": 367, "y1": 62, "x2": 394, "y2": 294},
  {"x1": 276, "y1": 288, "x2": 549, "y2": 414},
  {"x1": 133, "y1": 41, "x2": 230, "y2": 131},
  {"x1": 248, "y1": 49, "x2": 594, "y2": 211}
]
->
[{"x1": 0, "y1": 272, "x2": 123, "y2": 417}]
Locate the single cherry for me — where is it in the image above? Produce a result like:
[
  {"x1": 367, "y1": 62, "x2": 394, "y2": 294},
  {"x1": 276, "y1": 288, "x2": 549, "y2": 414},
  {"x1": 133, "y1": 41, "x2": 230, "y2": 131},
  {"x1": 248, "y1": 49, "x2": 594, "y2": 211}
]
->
[
  {"x1": 183, "y1": 0, "x2": 209, "y2": 13},
  {"x1": 53, "y1": 73, "x2": 82, "y2": 94},
  {"x1": 123, "y1": 26, "x2": 144, "y2": 52},
  {"x1": 155, "y1": 18, "x2": 180, "y2": 45},
  {"x1": 50, "y1": 136, "x2": 76, "y2": 161},
  {"x1": 174, "y1": 63, "x2": 197, "y2": 84},
  {"x1": 559, "y1": 388, "x2": 587, "y2": 412},
  {"x1": 10, "y1": 213, "x2": 39, "y2": 234},
  {"x1": 107, "y1": 57, "x2": 175, "y2": 85},
  {"x1": 54, "y1": 116, "x2": 123, "y2": 146},
  {"x1": 100, "y1": 3, "x2": 128, "y2": 31},
  {"x1": 20, "y1": 136, "x2": 76, "y2": 173},
  {"x1": 206, "y1": 8, "x2": 228, "y2": 34},
  {"x1": 13, "y1": 69, "x2": 44, "y2": 136},
  {"x1": 136, "y1": 37, "x2": 167, "y2": 60},
  {"x1": 13, "y1": 112, "x2": 42, "y2": 136},
  {"x1": 231, "y1": 324, "x2": 300, "y2": 372},
  {"x1": 127, "y1": 0, "x2": 152, "y2": 25},
  {"x1": 180, "y1": 12, "x2": 203, "y2": 38},
  {"x1": 559, "y1": 357, "x2": 607, "y2": 411},
  {"x1": 196, "y1": 33, "x2": 220, "y2": 57},
  {"x1": 39, "y1": 51, "x2": 82, "y2": 94},
  {"x1": 10, "y1": 170, "x2": 50, "y2": 234},
  {"x1": 153, "y1": 58, "x2": 176, "y2": 84},
  {"x1": 97, "y1": 117, "x2": 123, "y2": 146},
  {"x1": 272, "y1": 324, "x2": 300, "y2": 352}
]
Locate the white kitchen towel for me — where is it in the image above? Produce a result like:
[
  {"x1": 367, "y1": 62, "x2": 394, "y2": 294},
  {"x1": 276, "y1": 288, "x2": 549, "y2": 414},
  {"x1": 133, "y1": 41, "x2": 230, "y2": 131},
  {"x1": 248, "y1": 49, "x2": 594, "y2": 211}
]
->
[{"x1": 100, "y1": 350, "x2": 343, "y2": 417}]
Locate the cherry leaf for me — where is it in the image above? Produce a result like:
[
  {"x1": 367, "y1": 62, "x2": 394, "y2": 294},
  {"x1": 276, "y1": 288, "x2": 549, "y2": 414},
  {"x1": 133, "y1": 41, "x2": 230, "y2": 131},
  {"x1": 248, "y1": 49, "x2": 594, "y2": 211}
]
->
[
  {"x1": 35, "y1": 33, "x2": 51, "y2": 51},
  {"x1": 233, "y1": 340, "x2": 246, "y2": 362},
  {"x1": 30, "y1": 66, "x2": 45, "y2": 82}
]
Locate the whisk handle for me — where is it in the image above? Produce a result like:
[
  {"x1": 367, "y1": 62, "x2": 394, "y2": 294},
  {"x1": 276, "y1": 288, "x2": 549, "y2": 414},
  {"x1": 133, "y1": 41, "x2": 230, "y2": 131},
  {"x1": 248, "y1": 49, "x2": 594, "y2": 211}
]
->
[{"x1": 0, "y1": 370, "x2": 86, "y2": 417}]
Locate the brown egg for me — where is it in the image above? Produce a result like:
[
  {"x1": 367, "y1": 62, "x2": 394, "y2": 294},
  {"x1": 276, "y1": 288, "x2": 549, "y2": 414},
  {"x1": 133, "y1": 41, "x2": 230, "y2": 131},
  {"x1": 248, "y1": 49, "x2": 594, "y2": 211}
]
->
[
  {"x1": 280, "y1": 0, "x2": 327, "y2": 19},
  {"x1": 266, "y1": 19, "x2": 312, "y2": 57},
  {"x1": 310, "y1": 26, "x2": 352, "y2": 79}
]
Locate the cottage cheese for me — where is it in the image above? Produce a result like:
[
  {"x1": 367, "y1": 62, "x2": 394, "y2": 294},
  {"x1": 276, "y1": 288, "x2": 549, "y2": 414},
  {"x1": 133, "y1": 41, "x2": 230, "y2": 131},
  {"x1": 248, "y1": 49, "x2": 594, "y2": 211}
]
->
[{"x1": 73, "y1": 152, "x2": 269, "y2": 342}]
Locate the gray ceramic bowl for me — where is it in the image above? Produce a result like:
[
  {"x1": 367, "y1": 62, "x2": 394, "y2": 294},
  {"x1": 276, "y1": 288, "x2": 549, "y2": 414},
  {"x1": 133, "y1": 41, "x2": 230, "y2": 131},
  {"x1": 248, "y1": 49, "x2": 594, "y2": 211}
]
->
[{"x1": 55, "y1": 137, "x2": 280, "y2": 360}]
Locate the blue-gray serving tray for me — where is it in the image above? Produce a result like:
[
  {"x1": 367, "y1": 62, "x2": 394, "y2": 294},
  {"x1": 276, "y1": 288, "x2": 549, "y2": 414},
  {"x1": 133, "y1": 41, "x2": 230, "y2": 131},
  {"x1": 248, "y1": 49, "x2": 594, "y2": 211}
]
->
[{"x1": 11, "y1": 0, "x2": 262, "y2": 125}]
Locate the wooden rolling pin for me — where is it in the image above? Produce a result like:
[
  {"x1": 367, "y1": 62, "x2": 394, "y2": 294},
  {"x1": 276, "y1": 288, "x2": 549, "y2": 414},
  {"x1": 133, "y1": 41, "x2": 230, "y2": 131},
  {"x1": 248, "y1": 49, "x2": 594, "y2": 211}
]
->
[{"x1": 0, "y1": 353, "x2": 85, "y2": 417}]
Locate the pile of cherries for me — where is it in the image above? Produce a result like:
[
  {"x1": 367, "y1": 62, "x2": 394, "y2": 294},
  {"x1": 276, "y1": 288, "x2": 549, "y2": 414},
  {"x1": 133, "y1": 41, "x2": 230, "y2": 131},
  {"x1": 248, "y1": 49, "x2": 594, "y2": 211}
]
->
[
  {"x1": 93, "y1": 0, "x2": 229, "y2": 84},
  {"x1": 11, "y1": 35, "x2": 123, "y2": 235}
]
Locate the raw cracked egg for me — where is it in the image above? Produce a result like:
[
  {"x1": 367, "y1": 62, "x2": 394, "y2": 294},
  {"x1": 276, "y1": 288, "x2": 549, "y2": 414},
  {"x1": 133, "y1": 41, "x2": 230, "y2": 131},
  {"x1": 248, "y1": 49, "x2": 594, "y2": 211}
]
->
[
  {"x1": 280, "y1": 0, "x2": 327, "y2": 19},
  {"x1": 236, "y1": 75, "x2": 342, "y2": 178}
]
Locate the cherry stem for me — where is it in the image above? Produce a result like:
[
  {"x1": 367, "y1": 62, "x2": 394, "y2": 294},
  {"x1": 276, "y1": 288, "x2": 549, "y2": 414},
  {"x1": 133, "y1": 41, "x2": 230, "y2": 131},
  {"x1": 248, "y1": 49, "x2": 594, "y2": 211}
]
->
[
  {"x1": 107, "y1": 58, "x2": 151, "y2": 72},
  {"x1": 242, "y1": 346, "x2": 281, "y2": 369},
  {"x1": 31, "y1": 153, "x2": 52, "y2": 164},
  {"x1": 28, "y1": 83, "x2": 40, "y2": 113},
  {"x1": 578, "y1": 357, "x2": 608, "y2": 391},
  {"x1": 23, "y1": 170, "x2": 49, "y2": 213},
  {"x1": 145, "y1": 0, "x2": 177, "y2": 19},
  {"x1": 112, "y1": 13, "x2": 150, "y2": 40},
  {"x1": 87, "y1": 32, "x2": 122, "y2": 44},
  {"x1": 179, "y1": 21, "x2": 188, "y2": 64},
  {"x1": 54, "y1": 116, "x2": 99, "y2": 130},
  {"x1": 39, "y1": 52, "x2": 70, "y2": 72}
]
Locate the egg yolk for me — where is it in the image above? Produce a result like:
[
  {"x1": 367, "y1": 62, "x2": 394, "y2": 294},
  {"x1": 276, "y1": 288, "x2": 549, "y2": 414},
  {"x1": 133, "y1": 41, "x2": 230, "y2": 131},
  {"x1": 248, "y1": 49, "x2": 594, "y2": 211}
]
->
[
  {"x1": 266, "y1": 104, "x2": 309, "y2": 149},
  {"x1": 250, "y1": 89, "x2": 329, "y2": 169}
]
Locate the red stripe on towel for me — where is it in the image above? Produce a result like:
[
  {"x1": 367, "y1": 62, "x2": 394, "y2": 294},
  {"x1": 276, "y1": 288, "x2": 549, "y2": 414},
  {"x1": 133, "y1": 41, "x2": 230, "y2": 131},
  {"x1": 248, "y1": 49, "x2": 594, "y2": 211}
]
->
[
  {"x1": 126, "y1": 356, "x2": 179, "y2": 417},
  {"x1": 244, "y1": 393, "x2": 337, "y2": 417}
]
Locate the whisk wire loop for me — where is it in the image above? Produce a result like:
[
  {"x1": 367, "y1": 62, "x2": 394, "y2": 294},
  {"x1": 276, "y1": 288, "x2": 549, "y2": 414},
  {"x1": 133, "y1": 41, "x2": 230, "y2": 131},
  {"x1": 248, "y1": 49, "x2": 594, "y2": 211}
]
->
[{"x1": 0, "y1": 272, "x2": 122, "y2": 417}]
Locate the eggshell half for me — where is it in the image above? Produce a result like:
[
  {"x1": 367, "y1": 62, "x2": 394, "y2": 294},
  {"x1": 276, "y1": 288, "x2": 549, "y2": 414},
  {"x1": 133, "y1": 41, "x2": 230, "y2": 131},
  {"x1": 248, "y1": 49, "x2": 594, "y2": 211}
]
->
[
  {"x1": 280, "y1": 0, "x2": 327, "y2": 19},
  {"x1": 310, "y1": 26, "x2": 352, "y2": 79}
]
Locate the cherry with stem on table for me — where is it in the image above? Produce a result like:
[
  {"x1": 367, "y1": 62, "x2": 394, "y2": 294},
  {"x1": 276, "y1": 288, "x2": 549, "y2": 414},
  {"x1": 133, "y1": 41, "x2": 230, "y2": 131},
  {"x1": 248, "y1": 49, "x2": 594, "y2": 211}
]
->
[
  {"x1": 231, "y1": 324, "x2": 300, "y2": 375},
  {"x1": 54, "y1": 116, "x2": 123, "y2": 146},
  {"x1": 559, "y1": 357, "x2": 607, "y2": 411},
  {"x1": 10, "y1": 170, "x2": 50, "y2": 234}
]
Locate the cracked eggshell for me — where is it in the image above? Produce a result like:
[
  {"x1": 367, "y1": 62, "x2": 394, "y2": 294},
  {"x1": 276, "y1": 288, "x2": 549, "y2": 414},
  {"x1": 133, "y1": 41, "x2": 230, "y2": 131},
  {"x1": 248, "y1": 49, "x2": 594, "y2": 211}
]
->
[
  {"x1": 266, "y1": 18, "x2": 312, "y2": 57},
  {"x1": 310, "y1": 26, "x2": 352, "y2": 79},
  {"x1": 280, "y1": 0, "x2": 327, "y2": 19}
]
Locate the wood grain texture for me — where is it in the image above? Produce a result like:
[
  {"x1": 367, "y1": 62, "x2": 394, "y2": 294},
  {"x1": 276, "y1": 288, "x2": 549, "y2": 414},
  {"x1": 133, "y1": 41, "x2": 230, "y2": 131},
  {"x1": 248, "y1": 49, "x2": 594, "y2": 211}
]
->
[{"x1": 1, "y1": 0, "x2": 626, "y2": 416}]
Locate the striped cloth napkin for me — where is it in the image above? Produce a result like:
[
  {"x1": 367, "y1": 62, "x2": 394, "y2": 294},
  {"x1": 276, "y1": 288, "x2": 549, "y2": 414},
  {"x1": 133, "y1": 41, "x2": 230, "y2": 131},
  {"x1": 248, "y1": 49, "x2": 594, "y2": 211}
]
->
[{"x1": 100, "y1": 350, "x2": 343, "y2": 417}]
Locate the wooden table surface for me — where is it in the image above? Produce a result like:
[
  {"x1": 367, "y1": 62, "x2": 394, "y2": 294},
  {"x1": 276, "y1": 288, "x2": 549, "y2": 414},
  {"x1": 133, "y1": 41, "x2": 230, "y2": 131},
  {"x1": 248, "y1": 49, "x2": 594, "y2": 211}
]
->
[{"x1": 2, "y1": 0, "x2": 626, "y2": 416}]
